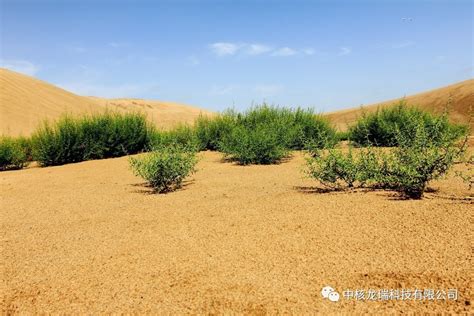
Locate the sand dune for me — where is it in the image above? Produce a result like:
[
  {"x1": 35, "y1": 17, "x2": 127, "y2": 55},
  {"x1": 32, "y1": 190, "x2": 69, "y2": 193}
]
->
[
  {"x1": 0, "y1": 68, "x2": 211, "y2": 136},
  {"x1": 326, "y1": 79, "x2": 473, "y2": 131}
]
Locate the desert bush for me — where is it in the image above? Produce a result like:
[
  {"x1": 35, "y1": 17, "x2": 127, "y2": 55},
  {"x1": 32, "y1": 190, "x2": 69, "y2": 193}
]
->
[
  {"x1": 150, "y1": 124, "x2": 200, "y2": 152},
  {"x1": 195, "y1": 105, "x2": 336, "y2": 152},
  {"x1": 31, "y1": 112, "x2": 152, "y2": 166},
  {"x1": 195, "y1": 112, "x2": 237, "y2": 150},
  {"x1": 306, "y1": 148, "x2": 361, "y2": 189},
  {"x1": 129, "y1": 146, "x2": 198, "y2": 193},
  {"x1": 349, "y1": 101, "x2": 468, "y2": 147},
  {"x1": 455, "y1": 155, "x2": 473, "y2": 190},
  {"x1": 218, "y1": 124, "x2": 289, "y2": 165},
  {"x1": 0, "y1": 136, "x2": 29, "y2": 171},
  {"x1": 236, "y1": 105, "x2": 336, "y2": 150},
  {"x1": 306, "y1": 113, "x2": 467, "y2": 198}
]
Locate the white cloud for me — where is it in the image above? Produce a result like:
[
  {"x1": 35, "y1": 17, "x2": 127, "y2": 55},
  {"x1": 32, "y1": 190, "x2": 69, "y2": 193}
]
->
[
  {"x1": 272, "y1": 47, "x2": 297, "y2": 56},
  {"x1": 254, "y1": 84, "x2": 283, "y2": 96},
  {"x1": 338, "y1": 47, "x2": 352, "y2": 56},
  {"x1": 209, "y1": 42, "x2": 314, "y2": 58},
  {"x1": 0, "y1": 59, "x2": 40, "y2": 76},
  {"x1": 57, "y1": 82, "x2": 160, "y2": 98},
  {"x1": 210, "y1": 42, "x2": 242, "y2": 56},
  {"x1": 245, "y1": 44, "x2": 273, "y2": 55}
]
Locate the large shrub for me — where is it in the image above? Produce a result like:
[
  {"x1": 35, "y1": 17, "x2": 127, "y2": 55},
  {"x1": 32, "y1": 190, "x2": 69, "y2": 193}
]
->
[
  {"x1": 306, "y1": 113, "x2": 467, "y2": 198},
  {"x1": 150, "y1": 124, "x2": 200, "y2": 152},
  {"x1": 0, "y1": 136, "x2": 29, "y2": 171},
  {"x1": 348, "y1": 101, "x2": 468, "y2": 147},
  {"x1": 218, "y1": 124, "x2": 289, "y2": 165},
  {"x1": 31, "y1": 112, "x2": 152, "y2": 166},
  {"x1": 129, "y1": 146, "x2": 198, "y2": 193},
  {"x1": 235, "y1": 105, "x2": 336, "y2": 150},
  {"x1": 195, "y1": 112, "x2": 237, "y2": 151}
]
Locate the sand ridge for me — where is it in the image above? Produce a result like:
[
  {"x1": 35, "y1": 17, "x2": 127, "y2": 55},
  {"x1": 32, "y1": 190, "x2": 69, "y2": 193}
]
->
[{"x1": 1, "y1": 151, "x2": 472, "y2": 313}]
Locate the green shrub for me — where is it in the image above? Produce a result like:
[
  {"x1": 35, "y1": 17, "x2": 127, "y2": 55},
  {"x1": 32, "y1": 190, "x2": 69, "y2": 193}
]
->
[
  {"x1": 348, "y1": 101, "x2": 468, "y2": 147},
  {"x1": 218, "y1": 124, "x2": 289, "y2": 165},
  {"x1": 195, "y1": 112, "x2": 237, "y2": 150},
  {"x1": 306, "y1": 148, "x2": 360, "y2": 189},
  {"x1": 150, "y1": 124, "x2": 200, "y2": 152},
  {"x1": 129, "y1": 146, "x2": 198, "y2": 193},
  {"x1": 0, "y1": 136, "x2": 29, "y2": 171},
  {"x1": 31, "y1": 112, "x2": 152, "y2": 166},
  {"x1": 195, "y1": 105, "x2": 336, "y2": 152},
  {"x1": 306, "y1": 113, "x2": 467, "y2": 198}
]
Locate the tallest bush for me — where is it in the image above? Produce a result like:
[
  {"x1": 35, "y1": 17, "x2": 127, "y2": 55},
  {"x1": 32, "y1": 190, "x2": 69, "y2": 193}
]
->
[{"x1": 31, "y1": 111, "x2": 152, "y2": 166}]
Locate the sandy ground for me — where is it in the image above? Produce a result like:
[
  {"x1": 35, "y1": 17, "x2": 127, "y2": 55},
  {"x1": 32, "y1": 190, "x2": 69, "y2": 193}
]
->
[{"x1": 1, "y1": 151, "x2": 472, "y2": 314}]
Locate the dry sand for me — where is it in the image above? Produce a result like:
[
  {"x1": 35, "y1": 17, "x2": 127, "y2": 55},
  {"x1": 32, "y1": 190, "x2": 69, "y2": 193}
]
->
[
  {"x1": 0, "y1": 68, "x2": 212, "y2": 136},
  {"x1": 1, "y1": 151, "x2": 472, "y2": 314},
  {"x1": 325, "y1": 79, "x2": 474, "y2": 131}
]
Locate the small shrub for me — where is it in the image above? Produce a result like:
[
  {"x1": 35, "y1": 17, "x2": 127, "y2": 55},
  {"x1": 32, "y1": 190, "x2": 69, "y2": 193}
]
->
[
  {"x1": 218, "y1": 124, "x2": 289, "y2": 165},
  {"x1": 349, "y1": 101, "x2": 468, "y2": 147},
  {"x1": 455, "y1": 154, "x2": 473, "y2": 190},
  {"x1": 0, "y1": 136, "x2": 29, "y2": 170},
  {"x1": 129, "y1": 146, "x2": 198, "y2": 193},
  {"x1": 306, "y1": 148, "x2": 360, "y2": 189},
  {"x1": 31, "y1": 112, "x2": 152, "y2": 166},
  {"x1": 306, "y1": 113, "x2": 467, "y2": 198}
]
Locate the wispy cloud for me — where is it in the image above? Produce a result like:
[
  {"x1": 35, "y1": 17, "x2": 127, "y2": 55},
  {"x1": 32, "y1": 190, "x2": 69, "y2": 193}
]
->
[
  {"x1": 338, "y1": 47, "x2": 352, "y2": 56},
  {"x1": 245, "y1": 44, "x2": 273, "y2": 55},
  {"x1": 271, "y1": 47, "x2": 297, "y2": 57},
  {"x1": 209, "y1": 42, "x2": 314, "y2": 58},
  {"x1": 0, "y1": 59, "x2": 40, "y2": 76},
  {"x1": 210, "y1": 42, "x2": 242, "y2": 56}
]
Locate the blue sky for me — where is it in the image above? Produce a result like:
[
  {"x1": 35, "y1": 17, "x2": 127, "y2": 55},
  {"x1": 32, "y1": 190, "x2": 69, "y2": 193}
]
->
[{"x1": 1, "y1": 0, "x2": 472, "y2": 112}]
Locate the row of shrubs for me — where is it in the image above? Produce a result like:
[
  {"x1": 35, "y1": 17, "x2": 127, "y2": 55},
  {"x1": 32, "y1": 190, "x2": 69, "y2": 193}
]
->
[{"x1": 0, "y1": 102, "x2": 469, "y2": 199}]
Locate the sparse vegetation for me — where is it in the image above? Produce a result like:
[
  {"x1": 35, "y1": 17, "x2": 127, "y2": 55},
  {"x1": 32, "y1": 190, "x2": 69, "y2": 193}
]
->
[
  {"x1": 31, "y1": 112, "x2": 152, "y2": 166},
  {"x1": 348, "y1": 101, "x2": 468, "y2": 147},
  {"x1": 307, "y1": 111, "x2": 468, "y2": 198},
  {"x1": 129, "y1": 146, "x2": 198, "y2": 193},
  {"x1": 0, "y1": 136, "x2": 29, "y2": 171}
]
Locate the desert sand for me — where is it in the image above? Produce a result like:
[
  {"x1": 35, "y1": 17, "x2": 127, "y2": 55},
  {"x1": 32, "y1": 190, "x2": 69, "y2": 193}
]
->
[
  {"x1": 1, "y1": 151, "x2": 472, "y2": 314},
  {"x1": 0, "y1": 68, "x2": 212, "y2": 136},
  {"x1": 325, "y1": 79, "x2": 474, "y2": 131}
]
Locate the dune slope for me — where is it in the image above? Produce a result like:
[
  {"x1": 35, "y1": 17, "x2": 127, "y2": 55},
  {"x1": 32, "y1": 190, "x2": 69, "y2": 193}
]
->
[
  {"x1": 0, "y1": 68, "x2": 211, "y2": 136},
  {"x1": 326, "y1": 79, "x2": 473, "y2": 130}
]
